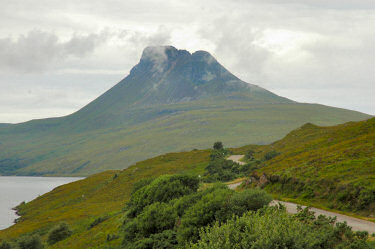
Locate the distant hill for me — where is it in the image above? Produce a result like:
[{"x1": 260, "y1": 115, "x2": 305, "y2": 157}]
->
[{"x1": 0, "y1": 46, "x2": 371, "y2": 176}]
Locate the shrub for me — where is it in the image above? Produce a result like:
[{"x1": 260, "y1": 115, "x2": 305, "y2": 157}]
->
[
  {"x1": 177, "y1": 186, "x2": 234, "y2": 243},
  {"x1": 229, "y1": 189, "x2": 272, "y2": 215},
  {"x1": 188, "y1": 207, "x2": 370, "y2": 249},
  {"x1": 122, "y1": 202, "x2": 178, "y2": 248},
  {"x1": 204, "y1": 158, "x2": 238, "y2": 182},
  {"x1": 126, "y1": 175, "x2": 199, "y2": 217},
  {"x1": 213, "y1": 142, "x2": 223, "y2": 150},
  {"x1": 136, "y1": 202, "x2": 177, "y2": 237},
  {"x1": 47, "y1": 223, "x2": 72, "y2": 245},
  {"x1": 263, "y1": 150, "x2": 280, "y2": 161},
  {"x1": 0, "y1": 241, "x2": 11, "y2": 249},
  {"x1": 89, "y1": 216, "x2": 108, "y2": 229},
  {"x1": 106, "y1": 234, "x2": 120, "y2": 241},
  {"x1": 245, "y1": 150, "x2": 255, "y2": 160},
  {"x1": 17, "y1": 235, "x2": 44, "y2": 249}
]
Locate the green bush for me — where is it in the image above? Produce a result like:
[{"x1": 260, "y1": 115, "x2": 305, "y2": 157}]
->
[
  {"x1": 213, "y1": 141, "x2": 223, "y2": 150},
  {"x1": 177, "y1": 187, "x2": 234, "y2": 243},
  {"x1": 88, "y1": 216, "x2": 108, "y2": 230},
  {"x1": 122, "y1": 202, "x2": 178, "y2": 248},
  {"x1": 245, "y1": 150, "x2": 255, "y2": 160},
  {"x1": 188, "y1": 207, "x2": 370, "y2": 249},
  {"x1": 136, "y1": 202, "x2": 177, "y2": 237},
  {"x1": 263, "y1": 150, "x2": 280, "y2": 161},
  {"x1": 47, "y1": 222, "x2": 72, "y2": 245},
  {"x1": 204, "y1": 158, "x2": 239, "y2": 182},
  {"x1": 122, "y1": 176, "x2": 272, "y2": 248},
  {"x1": 229, "y1": 189, "x2": 272, "y2": 215},
  {"x1": 0, "y1": 241, "x2": 11, "y2": 249},
  {"x1": 17, "y1": 235, "x2": 44, "y2": 249},
  {"x1": 126, "y1": 175, "x2": 199, "y2": 217}
]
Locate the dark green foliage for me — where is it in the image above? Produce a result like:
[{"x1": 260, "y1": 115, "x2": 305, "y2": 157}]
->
[
  {"x1": 47, "y1": 223, "x2": 72, "y2": 245},
  {"x1": 213, "y1": 142, "x2": 223, "y2": 150},
  {"x1": 263, "y1": 150, "x2": 280, "y2": 160},
  {"x1": 126, "y1": 230, "x2": 177, "y2": 249},
  {"x1": 122, "y1": 203, "x2": 178, "y2": 248},
  {"x1": 205, "y1": 146, "x2": 254, "y2": 181},
  {"x1": 130, "y1": 177, "x2": 156, "y2": 195},
  {"x1": 229, "y1": 189, "x2": 273, "y2": 215},
  {"x1": 0, "y1": 241, "x2": 11, "y2": 249},
  {"x1": 106, "y1": 234, "x2": 119, "y2": 242},
  {"x1": 177, "y1": 187, "x2": 272, "y2": 244},
  {"x1": 121, "y1": 174, "x2": 271, "y2": 248},
  {"x1": 17, "y1": 235, "x2": 43, "y2": 249},
  {"x1": 188, "y1": 207, "x2": 371, "y2": 249},
  {"x1": 126, "y1": 175, "x2": 199, "y2": 217},
  {"x1": 245, "y1": 150, "x2": 255, "y2": 160},
  {"x1": 136, "y1": 202, "x2": 177, "y2": 237},
  {"x1": 177, "y1": 186, "x2": 233, "y2": 243},
  {"x1": 205, "y1": 158, "x2": 239, "y2": 181},
  {"x1": 89, "y1": 216, "x2": 109, "y2": 230}
]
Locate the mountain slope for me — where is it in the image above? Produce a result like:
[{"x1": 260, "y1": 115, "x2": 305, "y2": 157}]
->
[
  {"x1": 236, "y1": 117, "x2": 375, "y2": 215},
  {"x1": 0, "y1": 46, "x2": 371, "y2": 176}
]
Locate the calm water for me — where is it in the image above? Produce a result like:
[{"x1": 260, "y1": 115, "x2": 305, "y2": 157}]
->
[{"x1": 0, "y1": 176, "x2": 83, "y2": 230}]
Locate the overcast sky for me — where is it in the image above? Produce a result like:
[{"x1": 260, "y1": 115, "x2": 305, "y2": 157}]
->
[{"x1": 0, "y1": 0, "x2": 374, "y2": 123}]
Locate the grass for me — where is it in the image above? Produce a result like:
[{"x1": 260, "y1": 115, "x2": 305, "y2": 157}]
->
[
  {"x1": 238, "y1": 117, "x2": 375, "y2": 216},
  {"x1": 0, "y1": 100, "x2": 370, "y2": 176},
  {"x1": 0, "y1": 150, "x2": 210, "y2": 248}
]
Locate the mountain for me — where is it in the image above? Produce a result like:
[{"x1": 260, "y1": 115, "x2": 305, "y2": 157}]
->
[
  {"x1": 0, "y1": 46, "x2": 371, "y2": 176},
  {"x1": 1, "y1": 118, "x2": 374, "y2": 248}
]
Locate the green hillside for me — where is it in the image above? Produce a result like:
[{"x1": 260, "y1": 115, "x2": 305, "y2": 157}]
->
[
  {"x1": 0, "y1": 46, "x2": 371, "y2": 176},
  {"x1": 237, "y1": 117, "x2": 375, "y2": 216},
  {"x1": 0, "y1": 150, "x2": 211, "y2": 248},
  {"x1": 1, "y1": 118, "x2": 374, "y2": 248}
]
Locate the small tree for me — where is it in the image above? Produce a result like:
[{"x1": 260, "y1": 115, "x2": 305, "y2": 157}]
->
[
  {"x1": 18, "y1": 235, "x2": 43, "y2": 249},
  {"x1": 47, "y1": 223, "x2": 72, "y2": 245},
  {"x1": 245, "y1": 150, "x2": 254, "y2": 160},
  {"x1": 213, "y1": 141, "x2": 223, "y2": 150},
  {"x1": 263, "y1": 150, "x2": 280, "y2": 161},
  {"x1": 0, "y1": 241, "x2": 11, "y2": 249}
]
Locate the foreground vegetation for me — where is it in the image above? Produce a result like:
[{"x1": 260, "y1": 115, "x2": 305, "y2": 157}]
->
[
  {"x1": 2, "y1": 173, "x2": 373, "y2": 248},
  {"x1": 0, "y1": 150, "x2": 211, "y2": 248}
]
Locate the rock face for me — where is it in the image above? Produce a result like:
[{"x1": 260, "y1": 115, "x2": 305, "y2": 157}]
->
[
  {"x1": 72, "y1": 45, "x2": 291, "y2": 128},
  {"x1": 259, "y1": 174, "x2": 269, "y2": 187},
  {"x1": 118, "y1": 45, "x2": 283, "y2": 106}
]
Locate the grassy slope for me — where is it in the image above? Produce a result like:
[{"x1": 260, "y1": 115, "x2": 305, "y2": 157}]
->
[
  {"x1": 1, "y1": 118, "x2": 374, "y2": 248},
  {"x1": 235, "y1": 117, "x2": 375, "y2": 216},
  {"x1": 0, "y1": 150, "x2": 210, "y2": 248},
  {"x1": 0, "y1": 100, "x2": 370, "y2": 176}
]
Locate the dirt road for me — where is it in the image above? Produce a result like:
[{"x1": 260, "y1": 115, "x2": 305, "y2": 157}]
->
[
  {"x1": 227, "y1": 155, "x2": 246, "y2": 165},
  {"x1": 226, "y1": 155, "x2": 375, "y2": 233}
]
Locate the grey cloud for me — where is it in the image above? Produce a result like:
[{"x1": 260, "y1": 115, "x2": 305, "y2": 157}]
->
[
  {"x1": 199, "y1": 17, "x2": 271, "y2": 83},
  {"x1": 0, "y1": 30, "x2": 109, "y2": 73}
]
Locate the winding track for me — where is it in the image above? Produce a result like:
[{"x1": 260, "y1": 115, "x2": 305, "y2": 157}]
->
[{"x1": 227, "y1": 155, "x2": 375, "y2": 233}]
